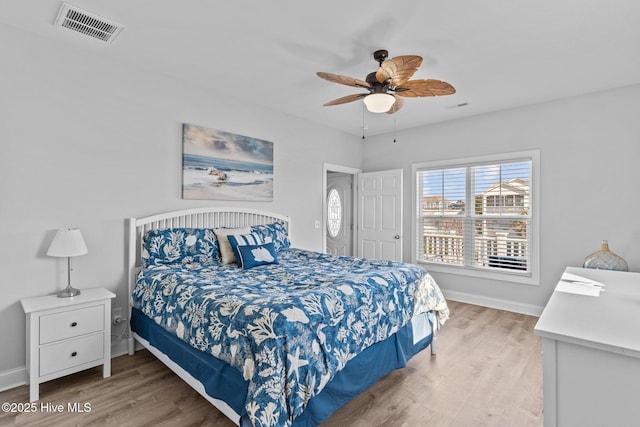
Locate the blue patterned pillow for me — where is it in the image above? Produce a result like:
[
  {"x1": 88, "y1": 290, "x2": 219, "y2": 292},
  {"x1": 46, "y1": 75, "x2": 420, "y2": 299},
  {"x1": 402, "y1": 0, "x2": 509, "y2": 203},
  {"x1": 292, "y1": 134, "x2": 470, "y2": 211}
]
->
[
  {"x1": 251, "y1": 222, "x2": 290, "y2": 252},
  {"x1": 142, "y1": 228, "x2": 219, "y2": 267},
  {"x1": 227, "y1": 233, "x2": 263, "y2": 263},
  {"x1": 236, "y1": 242, "x2": 279, "y2": 269}
]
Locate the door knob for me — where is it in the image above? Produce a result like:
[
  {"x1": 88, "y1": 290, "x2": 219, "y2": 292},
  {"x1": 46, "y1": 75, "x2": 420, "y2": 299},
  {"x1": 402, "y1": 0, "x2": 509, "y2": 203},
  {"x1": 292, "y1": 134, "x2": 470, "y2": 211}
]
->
[{"x1": 394, "y1": 235, "x2": 400, "y2": 239}]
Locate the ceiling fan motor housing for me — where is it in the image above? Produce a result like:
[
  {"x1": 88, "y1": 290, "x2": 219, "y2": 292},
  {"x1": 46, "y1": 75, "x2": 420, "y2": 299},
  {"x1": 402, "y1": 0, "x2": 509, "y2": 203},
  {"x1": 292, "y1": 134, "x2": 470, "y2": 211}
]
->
[{"x1": 366, "y1": 72, "x2": 388, "y2": 92}]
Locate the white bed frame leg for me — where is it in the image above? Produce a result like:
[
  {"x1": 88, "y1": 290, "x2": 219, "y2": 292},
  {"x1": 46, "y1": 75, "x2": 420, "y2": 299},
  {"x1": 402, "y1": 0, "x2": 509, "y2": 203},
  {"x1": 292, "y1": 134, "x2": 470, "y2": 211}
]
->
[{"x1": 430, "y1": 325, "x2": 438, "y2": 355}]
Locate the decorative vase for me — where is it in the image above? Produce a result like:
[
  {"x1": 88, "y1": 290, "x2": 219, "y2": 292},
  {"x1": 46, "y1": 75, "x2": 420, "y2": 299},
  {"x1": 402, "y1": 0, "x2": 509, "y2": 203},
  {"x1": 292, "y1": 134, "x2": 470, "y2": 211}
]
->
[{"x1": 583, "y1": 240, "x2": 628, "y2": 271}]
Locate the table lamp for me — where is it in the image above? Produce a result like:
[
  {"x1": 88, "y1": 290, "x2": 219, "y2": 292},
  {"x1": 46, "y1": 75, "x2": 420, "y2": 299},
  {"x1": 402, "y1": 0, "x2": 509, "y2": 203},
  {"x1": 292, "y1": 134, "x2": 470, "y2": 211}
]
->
[{"x1": 47, "y1": 228, "x2": 88, "y2": 297}]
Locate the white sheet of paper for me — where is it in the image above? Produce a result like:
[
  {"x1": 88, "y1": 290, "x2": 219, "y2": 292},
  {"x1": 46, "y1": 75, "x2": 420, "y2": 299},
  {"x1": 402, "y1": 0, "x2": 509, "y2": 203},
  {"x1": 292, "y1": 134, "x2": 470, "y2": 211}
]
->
[
  {"x1": 555, "y1": 281, "x2": 601, "y2": 296},
  {"x1": 560, "y1": 272, "x2": 606, "y2": 288}
]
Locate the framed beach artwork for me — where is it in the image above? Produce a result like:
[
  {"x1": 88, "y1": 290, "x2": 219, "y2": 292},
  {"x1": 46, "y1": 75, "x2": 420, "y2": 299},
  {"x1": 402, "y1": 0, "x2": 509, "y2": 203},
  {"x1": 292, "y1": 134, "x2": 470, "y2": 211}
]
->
[{"x1": 182, "y1": 123, "x2": 274, "y2": 201}]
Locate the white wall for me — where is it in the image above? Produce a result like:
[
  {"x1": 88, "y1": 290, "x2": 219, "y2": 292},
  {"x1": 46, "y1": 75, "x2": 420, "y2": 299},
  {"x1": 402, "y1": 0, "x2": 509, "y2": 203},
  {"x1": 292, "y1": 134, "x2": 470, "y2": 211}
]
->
[
  {"x1": 362, "y1": 84, "x2": 640, "y2": 313},
  {"x1": 0, "y1": 25, "x2": 362, "y2": 381}
]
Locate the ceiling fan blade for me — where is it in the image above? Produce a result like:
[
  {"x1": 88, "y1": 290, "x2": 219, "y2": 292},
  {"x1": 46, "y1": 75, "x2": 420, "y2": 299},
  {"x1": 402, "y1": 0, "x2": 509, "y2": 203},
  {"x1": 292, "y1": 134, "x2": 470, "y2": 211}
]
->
[
  {"x1": 317, "y1": 72, "x2": 371, "y2": 89},
  {"x1": 375, "y1": 55, "x2": 423, "y2": 87},
  {"x1": 322, "y1": 93, "x2": 367, "y2": 106},
  {"x1": 386, "y1": 95, "x2": 404, "y2": 114},
  {"x1": 396, "y1": 79, "x2": 456, "y2": 97}
]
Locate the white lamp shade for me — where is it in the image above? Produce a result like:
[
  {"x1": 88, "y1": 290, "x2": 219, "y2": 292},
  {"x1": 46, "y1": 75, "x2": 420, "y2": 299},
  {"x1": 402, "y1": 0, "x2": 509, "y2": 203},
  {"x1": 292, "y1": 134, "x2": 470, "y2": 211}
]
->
[
  {"x1": 363, "y1": 93, "x2": 396, "y2": 113},
  {"x1": 47, "y1": 228, "x2": 88, "y2": 257}
]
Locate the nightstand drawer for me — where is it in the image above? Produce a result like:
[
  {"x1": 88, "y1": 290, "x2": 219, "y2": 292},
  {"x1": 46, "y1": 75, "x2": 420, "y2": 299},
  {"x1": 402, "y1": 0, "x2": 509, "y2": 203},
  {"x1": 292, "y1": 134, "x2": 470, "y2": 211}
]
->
[
  {"x1": 39, "y1": 304, "x2": 104, "y2": 344},
  {"x1": 39, "y1": 333, "x2": 104, "y2": 376}
]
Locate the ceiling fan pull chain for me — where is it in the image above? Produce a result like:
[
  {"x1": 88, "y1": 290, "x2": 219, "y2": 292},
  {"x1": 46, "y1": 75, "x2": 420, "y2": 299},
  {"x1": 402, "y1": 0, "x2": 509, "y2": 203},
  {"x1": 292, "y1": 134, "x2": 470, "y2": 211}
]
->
[
  {"x1": 362, "y1": 103, "x2": 366, "y2": 140},
  {"x1": 393, "y1": 116, "x2": 397, "y2": 143}
]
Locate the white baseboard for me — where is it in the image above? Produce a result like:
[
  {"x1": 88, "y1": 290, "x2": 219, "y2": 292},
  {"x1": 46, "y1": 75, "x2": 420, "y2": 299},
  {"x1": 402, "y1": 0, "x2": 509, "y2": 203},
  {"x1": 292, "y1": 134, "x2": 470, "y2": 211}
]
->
[
  {"x1": 0, "y1": 367, "x2": 26, "y2": 393},
  {"x1": 443, "y1": 289, "x2": 543, "y2": 317},
  {"x1": 111, "y1": 339, "x2": 130, "y2": 358}
]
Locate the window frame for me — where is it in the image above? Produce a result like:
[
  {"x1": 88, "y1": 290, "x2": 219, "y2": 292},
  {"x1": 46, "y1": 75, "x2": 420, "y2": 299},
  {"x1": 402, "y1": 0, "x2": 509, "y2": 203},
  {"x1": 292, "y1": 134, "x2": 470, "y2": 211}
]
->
[{"x1": 411, "y1": 150, "x2": 540, "y2": 286}]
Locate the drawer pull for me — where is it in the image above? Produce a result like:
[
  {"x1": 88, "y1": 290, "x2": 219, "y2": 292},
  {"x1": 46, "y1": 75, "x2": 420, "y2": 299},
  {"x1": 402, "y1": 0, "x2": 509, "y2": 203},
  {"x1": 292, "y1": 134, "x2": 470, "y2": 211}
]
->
[
  {"x1": 71, "y1": 351, "x2": 78, "y2": 357},
  {"x1": 70, "y1": 322, "x2": 78, "y2": 327}
]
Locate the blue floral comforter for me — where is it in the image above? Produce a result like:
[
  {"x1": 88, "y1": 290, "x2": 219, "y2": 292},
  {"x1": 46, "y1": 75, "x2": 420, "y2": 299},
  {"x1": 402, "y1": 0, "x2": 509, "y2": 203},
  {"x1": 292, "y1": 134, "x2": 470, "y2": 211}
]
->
[{"x1": 132, "y1": 248, "x2": 448, "y2": 427}]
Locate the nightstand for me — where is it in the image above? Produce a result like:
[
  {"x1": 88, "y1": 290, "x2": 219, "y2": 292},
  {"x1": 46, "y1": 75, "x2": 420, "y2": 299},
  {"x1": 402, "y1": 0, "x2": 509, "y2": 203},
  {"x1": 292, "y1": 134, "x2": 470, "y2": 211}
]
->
[{"x1": 20, "y1": 287, "x2": 116, "y2": 402}]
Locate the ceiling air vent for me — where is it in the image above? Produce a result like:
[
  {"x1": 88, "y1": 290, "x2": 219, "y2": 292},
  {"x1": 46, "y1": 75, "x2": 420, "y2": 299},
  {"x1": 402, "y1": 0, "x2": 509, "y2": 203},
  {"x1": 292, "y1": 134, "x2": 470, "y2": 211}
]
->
[{"x1": 54, "y1": 3, "x2": 125, "y2": 44}]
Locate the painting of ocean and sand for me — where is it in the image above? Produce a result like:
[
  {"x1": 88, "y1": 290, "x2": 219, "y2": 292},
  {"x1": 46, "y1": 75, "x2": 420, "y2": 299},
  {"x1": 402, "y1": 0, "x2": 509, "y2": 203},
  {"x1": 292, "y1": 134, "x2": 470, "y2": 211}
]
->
[{"x1": 182, "y1": 123, "x2": 273, "y2": 201}]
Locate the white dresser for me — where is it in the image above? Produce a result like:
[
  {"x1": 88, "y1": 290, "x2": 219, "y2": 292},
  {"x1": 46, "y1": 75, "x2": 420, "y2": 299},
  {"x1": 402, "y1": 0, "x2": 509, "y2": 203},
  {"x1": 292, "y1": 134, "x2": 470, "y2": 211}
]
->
[
  {"x1": 534, "y1": 267, "x2": 640, "y2": 427},
  {"x1": 21, "y1": 288, "x2": 116, "y2": 402}
]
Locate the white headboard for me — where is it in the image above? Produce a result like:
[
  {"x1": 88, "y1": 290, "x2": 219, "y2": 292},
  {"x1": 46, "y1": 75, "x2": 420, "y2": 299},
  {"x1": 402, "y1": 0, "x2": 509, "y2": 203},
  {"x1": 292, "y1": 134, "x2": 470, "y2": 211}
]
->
[{"x1": 126, "y1": 207, "x2": 290, "y2": 352}]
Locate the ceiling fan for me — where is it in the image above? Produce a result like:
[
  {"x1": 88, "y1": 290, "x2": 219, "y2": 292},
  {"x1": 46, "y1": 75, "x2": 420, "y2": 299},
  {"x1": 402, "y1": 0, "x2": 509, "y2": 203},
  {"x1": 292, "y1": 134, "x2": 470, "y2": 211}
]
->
[{"x1": 317, "y1": 49, "x2": 455, "y2": 114}]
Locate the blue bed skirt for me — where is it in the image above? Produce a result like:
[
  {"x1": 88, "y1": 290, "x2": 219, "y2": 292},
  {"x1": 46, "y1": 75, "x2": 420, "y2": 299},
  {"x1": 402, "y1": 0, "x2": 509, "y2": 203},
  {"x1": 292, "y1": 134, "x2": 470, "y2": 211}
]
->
[{"x1": 131, "y1": 307, "x2": 433, "y2": 426}]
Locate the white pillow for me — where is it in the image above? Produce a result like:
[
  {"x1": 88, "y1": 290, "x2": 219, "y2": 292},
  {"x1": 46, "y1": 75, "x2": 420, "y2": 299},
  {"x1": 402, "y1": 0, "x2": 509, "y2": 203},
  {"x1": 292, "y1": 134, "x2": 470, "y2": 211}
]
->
[{"x1": 214, "y1": 227, "x2": 251, "y2": 264}]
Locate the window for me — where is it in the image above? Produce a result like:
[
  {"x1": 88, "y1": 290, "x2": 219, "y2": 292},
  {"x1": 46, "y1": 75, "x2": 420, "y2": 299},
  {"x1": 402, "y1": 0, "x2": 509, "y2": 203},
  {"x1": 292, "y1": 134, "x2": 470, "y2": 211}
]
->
[
  {"x1": 412, "y1": 150, "x2": 539, "y2": 285},
  {"x1": 327, "y1": 188, "x2": 342, "y2": 238}
]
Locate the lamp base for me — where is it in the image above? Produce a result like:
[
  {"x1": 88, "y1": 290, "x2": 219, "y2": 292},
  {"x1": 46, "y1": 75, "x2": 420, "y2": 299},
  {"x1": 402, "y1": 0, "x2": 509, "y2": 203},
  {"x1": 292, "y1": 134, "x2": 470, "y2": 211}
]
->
[{"x1": 57, "y1": 286, "x2": 81, "y2": 298}]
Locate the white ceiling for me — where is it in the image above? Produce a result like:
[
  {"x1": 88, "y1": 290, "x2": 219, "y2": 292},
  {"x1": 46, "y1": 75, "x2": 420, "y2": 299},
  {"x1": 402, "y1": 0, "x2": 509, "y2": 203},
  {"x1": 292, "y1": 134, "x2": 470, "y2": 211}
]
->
[{"x1": 3, "y1": 1, "x2": 640, "y2": 136}]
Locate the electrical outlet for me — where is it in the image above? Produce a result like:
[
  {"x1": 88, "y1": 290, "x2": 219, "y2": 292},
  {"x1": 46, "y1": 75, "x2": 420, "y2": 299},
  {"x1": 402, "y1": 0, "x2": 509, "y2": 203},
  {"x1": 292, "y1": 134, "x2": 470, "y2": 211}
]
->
[{"x1": 112, "y1": 307, "x2": 125, "y2": 326}]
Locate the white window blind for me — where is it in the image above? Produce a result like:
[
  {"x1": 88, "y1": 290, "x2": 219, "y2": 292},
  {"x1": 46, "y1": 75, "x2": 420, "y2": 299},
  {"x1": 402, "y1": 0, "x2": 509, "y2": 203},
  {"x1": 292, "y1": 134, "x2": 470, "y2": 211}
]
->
[{"x1": 414, "y1": 151, "x2": 537, "y2": 283}]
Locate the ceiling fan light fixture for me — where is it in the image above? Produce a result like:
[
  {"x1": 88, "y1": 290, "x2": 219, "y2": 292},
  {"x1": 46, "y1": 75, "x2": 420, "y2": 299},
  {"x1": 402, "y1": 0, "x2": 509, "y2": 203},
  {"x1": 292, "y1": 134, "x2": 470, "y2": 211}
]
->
[{"x1": 363, "y1": 93, "x2": 395, "y2": 113}]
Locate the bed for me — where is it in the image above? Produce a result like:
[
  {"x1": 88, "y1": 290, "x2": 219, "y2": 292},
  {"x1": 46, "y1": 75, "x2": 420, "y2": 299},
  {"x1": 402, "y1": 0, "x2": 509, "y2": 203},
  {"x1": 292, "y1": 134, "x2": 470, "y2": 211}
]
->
[{"x1": 126, "y1": 207, "x2": 448, "y2": 427}]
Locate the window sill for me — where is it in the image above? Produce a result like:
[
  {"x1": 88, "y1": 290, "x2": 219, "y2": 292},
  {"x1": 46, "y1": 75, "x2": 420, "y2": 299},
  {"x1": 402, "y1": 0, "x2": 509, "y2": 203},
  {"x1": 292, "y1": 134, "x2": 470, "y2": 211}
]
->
[{"x1": 417, "y1": 261, "x2": 540, "y2": 286}]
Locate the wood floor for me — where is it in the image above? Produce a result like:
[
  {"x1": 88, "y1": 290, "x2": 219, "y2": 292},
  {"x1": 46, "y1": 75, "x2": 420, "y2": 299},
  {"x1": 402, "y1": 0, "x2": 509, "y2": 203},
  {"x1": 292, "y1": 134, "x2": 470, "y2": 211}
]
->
[{"x1": 0, "y1": 301, "x2": 542, "y2": 426}]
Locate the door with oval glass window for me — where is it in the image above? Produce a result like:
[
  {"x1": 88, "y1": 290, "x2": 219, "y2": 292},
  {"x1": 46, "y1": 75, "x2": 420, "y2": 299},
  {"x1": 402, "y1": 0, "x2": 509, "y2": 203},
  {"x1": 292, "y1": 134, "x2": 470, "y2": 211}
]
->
[{"x1": 326, "y1": 172, "x2": 353, "y2": 256}]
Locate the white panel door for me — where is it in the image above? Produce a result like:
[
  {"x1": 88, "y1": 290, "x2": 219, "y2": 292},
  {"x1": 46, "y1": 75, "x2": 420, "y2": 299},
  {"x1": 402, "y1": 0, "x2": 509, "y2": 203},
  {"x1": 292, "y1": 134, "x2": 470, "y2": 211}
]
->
[{"x1": 357, "y1": 169, "x2": 403, "y2": 261}]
